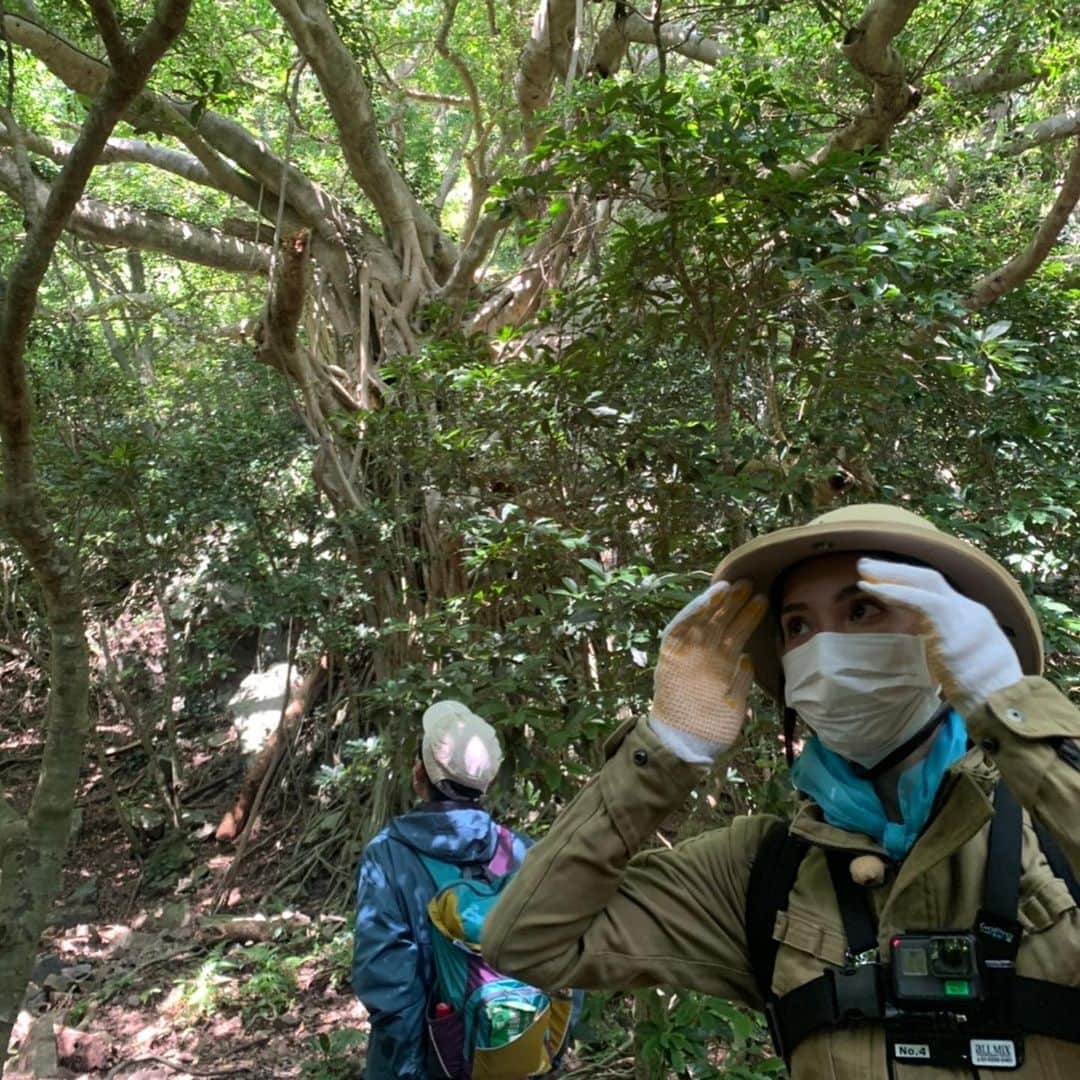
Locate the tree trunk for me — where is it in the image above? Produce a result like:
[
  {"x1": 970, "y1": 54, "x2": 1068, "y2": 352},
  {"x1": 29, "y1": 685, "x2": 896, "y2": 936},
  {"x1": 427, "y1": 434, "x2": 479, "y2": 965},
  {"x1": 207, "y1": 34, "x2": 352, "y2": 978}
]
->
[
  {"x1": 0, "y1": 2, "x2": 192, "y2": 1064},
  {"x1": 0, "y1": 608, "x2": 89, "y2": 1058}
]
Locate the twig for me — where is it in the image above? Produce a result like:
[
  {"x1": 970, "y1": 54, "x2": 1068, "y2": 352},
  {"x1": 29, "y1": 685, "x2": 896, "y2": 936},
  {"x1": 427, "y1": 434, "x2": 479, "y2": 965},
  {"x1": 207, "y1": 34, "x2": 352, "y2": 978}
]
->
[
  {"x1": 82, "y1": 771, "x2": 143, "y2": 804},
  {"x1": 0, "y1": 750, "x2": 44, "y2": 771},
  {"x1": 650, "y1": 0, "x2": 665, "y2": 82},
  {"x1": 181, "y1": 764, "x2": 244, "y2": 806},
  {"x1": 96, "y1": 946, "x2": 197, "y2": 1008},
  {"x1": 107, "y1": 1055, "x2": 255, "y2": 1078},
  {"x1": 89, "y1": 716, "x2": 143, "y2": 857},
  {"x1": 120, "y1": 864, "x2": 144, "y2": 920},
  {"x1": 104, "y1": 738, "x2": 145, "y2": 758},
  {"x1": 565, "y1": 1037, "x2": 635, "y2": 1077}
]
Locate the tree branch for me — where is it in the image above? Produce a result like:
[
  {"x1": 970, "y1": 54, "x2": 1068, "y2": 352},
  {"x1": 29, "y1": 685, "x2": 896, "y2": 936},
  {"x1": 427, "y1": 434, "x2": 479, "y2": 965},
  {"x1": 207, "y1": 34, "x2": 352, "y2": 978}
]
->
[
  {"x1": 439, "y1": 208, "x2": 505, "y2": 300},
  {"x1": 790, "y1": 0, "x2": 922, "y2": 179},
  {"x1": 259, "y1": 229, "x2": 309, "y2": 366},
  {"x1": 0, "y1": 122, "x2": 207, "y2": 182},
  {"x1": 618, "y1": 13, "x2": 733, "y2": 67},
  {"x1": 434, "y1": 131, "x2": 468, "y2": 213},
  {"x1": 942, "y1": 67, "x2": 1041, "y2": 96},
  {"x1": 2, "y1": 13, "x2": 360, "y2": 255},
  {"x1": 435, "y1": 0, "x2": 484, "y2": 148},
  {"x1": 400, "y1": 88, "x2": 468, "y2": 107},
  {"x1": 6, "y1": 10, "x2": 410, "y2": 301},
  {"x1": 1003, "y1": 111, "x2": 1080, "y2": 156},
  {"x1": 0, "y1": 119, "x2": 286, "y2": 237},
  {"x1": 516, "y1": 0, "x2": 578, "y2": 149},
  {"x1": 86, "y1": 0, "x2": 130, "y2": 70},
  {"x1": 269, "y1": 0, "x2": 455, "y2": 280},
  {"x1": 57, "y1": 287, "x2": 260, "y2": 346},
  {"x1": 0, "y1": 153, "x2": 271, "y2": 272},
  {"x1": 590, "y1": 9, "x2": 630, "y2": 78},
  {"x1": 1, "y1": 2, "x2": 192, "y2": 412},
  {"x1": 0, "y1": 106, "x2": 40, "y2": 224},
  {"x1": 966, "y1": 137, "x2": 1080, "y2": 311}
]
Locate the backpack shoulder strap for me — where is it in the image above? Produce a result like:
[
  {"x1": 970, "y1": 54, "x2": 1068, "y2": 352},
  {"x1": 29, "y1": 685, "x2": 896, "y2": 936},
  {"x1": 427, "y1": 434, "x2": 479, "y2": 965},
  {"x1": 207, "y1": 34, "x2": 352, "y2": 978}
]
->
[
  {"x1": 745, "y1": 819, "x2": 810, "y2": 1003},
  {"x1": 416, "y1": 850, "x2": 465, "y2": 893},
  {"x1": 824, "y1": 848, "x2": 879, "y2": 961},
  {"x1": 487, "y1": 825, "x2": 516, "y2": 877}
]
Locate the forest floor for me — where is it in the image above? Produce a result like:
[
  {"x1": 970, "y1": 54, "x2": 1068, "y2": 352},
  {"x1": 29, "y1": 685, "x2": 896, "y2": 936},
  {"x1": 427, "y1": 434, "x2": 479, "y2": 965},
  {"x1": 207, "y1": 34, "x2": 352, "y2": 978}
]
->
[
  {"x1": 0, "y1": 632, "x2": 774, "y2": 1080},
  {"x1": 2, "y1": 654, "x2": 369, "y2": 1080}
]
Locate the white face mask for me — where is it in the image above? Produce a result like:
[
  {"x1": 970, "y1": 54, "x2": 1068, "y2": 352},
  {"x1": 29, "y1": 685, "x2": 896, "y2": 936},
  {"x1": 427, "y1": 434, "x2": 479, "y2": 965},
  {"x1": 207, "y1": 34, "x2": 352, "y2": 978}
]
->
[{"x1": 781, "y1": 632, "x2": 943, "y2": 769}]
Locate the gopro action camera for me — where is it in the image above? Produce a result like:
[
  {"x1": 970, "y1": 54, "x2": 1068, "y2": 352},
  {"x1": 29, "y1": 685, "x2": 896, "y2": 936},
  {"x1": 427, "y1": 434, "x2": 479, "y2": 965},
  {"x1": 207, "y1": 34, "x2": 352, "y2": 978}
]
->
[{"x1": 891, "y1": 933, "x2": 985, "y2": 1009}]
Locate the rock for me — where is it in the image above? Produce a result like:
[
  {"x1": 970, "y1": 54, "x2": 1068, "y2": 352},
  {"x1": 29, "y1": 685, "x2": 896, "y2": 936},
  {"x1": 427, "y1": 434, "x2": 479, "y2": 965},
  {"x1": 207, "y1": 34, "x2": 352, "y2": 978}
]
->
[
  {"x1": 176, "y1": 863, "x2": 211, "y2": 893},
  {"x1": 44, "y1": 972, "x2": 78, "y2": 994},
  {"x1": 15, "y1": 1015, "x2": 58, "y2": 1077},
  {"x1": 130, "y1": 807, "x2": 167, "y2": 840},
  {"x1": 228, "y1": 662, "x2": 292, "y2": 755},
  {"x1": 68, "y1": 875, "x2": 98, "y2": 905},
  {"x1": 9, "y1": 1009, "x2": 34, "y2": 1049},
  {"x1": 50, "y1": 904, "x2": 100, "y2": 930},
  {"x1": 22, "y1": 981, "x2": 47, "y2": 1013},
  {"x1": 143, "y1": 833, "x2": 195, "y2": 894},
  {"x1": 30, "y1": 954, "x2": 64, "y2": 984},
  {"x1": 60, "y1": 963, "x2": 94, "y2": 984},
  {"x1": 99, "y1": 925, "x2": 135, "y2": 954},
  {"x1": 56, "y1": 1026, "x2": 110, "y2": 1071},
  {"x1": 156, "y1": 899, "x2": 191, "y2": 930}
]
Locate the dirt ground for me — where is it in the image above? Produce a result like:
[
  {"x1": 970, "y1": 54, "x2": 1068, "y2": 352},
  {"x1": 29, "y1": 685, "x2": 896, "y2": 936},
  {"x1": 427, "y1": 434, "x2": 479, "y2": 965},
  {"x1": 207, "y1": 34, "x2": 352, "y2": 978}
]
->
[{"x1": 2, "y1": 655, "x2": 369, "y2": 1079}]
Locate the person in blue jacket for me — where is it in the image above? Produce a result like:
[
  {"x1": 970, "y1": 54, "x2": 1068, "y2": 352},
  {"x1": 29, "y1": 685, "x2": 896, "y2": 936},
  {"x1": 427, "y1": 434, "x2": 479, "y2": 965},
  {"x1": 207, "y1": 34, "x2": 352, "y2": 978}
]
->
[{"x1": 352, "y1": 700, "x2": 532, "y2": 1079}]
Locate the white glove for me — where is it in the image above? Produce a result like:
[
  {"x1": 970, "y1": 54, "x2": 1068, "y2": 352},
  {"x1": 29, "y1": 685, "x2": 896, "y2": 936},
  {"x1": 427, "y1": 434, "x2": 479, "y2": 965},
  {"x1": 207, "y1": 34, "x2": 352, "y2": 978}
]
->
[
  {"x1": 649, "y1": 580, "x2": 767, "y2": 761},
  {"x1": 857, "y1": 557, "x2": 1023, "y2": 718}
]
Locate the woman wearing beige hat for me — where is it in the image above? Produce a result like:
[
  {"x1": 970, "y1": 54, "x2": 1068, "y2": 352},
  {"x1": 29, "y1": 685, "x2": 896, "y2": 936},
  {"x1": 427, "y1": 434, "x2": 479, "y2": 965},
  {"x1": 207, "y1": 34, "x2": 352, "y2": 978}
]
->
[{"x1": 484, "y1": 504, "x2": 1080, "y2": 1078}]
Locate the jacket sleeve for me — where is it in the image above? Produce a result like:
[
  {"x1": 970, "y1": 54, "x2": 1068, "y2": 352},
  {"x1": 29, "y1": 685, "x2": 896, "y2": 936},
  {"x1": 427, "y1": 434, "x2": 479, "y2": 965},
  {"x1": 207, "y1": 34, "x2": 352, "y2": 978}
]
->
[
  {"x1": 482, "y1": 717, "x2": 777, "y2": 1009},
  {"x1": 352, "y1": 843, "x2": 429, "y2": 1080},
  {"x1": 966, "y1": 676, "x2": 1080, "y2": 877}
]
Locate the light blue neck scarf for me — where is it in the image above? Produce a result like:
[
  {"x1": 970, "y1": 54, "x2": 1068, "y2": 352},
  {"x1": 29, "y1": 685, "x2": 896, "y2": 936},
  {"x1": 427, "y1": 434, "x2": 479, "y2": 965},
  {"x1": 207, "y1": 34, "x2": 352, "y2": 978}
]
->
[{"x1": 790, "y1": 709, "x2": 969, "y2": 861}]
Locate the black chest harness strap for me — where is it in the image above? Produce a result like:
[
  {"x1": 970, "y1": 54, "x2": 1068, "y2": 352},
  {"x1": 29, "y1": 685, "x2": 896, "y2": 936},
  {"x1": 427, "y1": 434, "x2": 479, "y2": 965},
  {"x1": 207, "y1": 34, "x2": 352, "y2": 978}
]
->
[{"x1": 748, "y1": 785, "x2": 1080, "y2": 1069}]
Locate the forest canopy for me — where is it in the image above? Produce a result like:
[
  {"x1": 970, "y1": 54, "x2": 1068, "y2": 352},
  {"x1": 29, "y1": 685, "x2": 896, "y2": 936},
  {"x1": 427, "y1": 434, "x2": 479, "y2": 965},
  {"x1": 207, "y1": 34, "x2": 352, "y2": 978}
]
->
[{"x1": 0, "y1": 0, "x2": 1078, "y2": 1074}]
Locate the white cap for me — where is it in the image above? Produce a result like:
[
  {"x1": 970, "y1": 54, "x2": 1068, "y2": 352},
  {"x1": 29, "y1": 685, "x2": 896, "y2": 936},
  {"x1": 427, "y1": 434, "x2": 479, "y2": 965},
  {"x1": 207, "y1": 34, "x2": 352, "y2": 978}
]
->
[{"x1": 421, "y1": 700, "x2": 503, "y2": 798}]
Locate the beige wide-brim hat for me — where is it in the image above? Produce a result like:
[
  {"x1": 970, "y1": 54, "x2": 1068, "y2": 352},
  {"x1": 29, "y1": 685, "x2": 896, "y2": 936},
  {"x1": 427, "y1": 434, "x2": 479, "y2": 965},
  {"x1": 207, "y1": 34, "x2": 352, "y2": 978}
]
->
[
  {"x1": 422, "y1": 700, "x2": 503, "y2": 795},
  {"x1": 712, "y1": 503, "x2": 1043, "y2": 703}
]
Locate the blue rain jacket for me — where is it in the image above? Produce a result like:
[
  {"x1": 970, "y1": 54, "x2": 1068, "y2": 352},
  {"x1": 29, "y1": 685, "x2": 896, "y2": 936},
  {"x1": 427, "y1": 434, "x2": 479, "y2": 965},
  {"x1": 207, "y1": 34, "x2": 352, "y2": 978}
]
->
[{"x1": 352, "y1": 803, "x2": 532, "y2": 1079}]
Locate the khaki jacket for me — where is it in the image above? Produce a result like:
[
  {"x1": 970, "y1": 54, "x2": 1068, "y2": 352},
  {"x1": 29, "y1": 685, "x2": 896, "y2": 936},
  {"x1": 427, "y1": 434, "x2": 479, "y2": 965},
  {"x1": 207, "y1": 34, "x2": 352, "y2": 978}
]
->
[{"x1": 483, "y1": 678, "x2": 1080, "y2": 1078}]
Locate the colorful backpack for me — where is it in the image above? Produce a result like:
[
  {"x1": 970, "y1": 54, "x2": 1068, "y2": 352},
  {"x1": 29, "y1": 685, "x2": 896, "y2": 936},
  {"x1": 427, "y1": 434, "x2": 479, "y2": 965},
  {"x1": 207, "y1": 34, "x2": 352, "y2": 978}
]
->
[{"x1": 418, "y1": 827, "x2": 574, "y2": 1079}]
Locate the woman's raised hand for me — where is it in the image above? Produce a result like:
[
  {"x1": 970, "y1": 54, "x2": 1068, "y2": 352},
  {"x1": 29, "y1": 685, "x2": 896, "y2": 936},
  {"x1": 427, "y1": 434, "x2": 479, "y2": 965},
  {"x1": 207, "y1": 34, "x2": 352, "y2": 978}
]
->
[{"x1": 651, "y1": 580, "x2": 768, "y2": 752}]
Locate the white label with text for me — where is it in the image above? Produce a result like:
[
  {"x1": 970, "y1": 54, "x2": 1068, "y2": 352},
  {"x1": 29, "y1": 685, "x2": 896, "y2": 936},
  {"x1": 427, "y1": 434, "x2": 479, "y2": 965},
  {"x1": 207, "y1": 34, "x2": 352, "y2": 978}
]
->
[
  {"x1": 970, "y1": 1039, "x2": 1018, "y2": 1068},
  {"x1": 894, "y1": 1043, "x2": 931, "y2": 1060}
]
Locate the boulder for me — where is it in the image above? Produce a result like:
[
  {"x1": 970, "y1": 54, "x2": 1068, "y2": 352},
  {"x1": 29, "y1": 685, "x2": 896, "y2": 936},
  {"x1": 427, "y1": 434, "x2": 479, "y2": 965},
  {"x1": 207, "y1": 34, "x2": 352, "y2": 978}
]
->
[
  {"x1": 13, "y1": 1015, "x2": 58, "y2": 1077},
  {"x1": 227, "y1": 662, "x2": 292, "y2": 756},
  {"x1": 56, "y1": 1026, "x2": 110, "y2": 1072}
]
